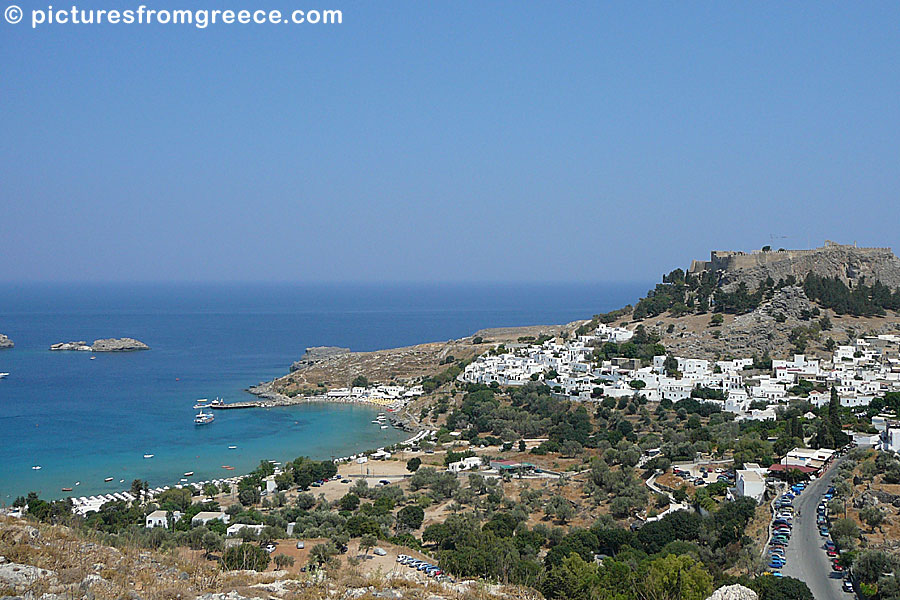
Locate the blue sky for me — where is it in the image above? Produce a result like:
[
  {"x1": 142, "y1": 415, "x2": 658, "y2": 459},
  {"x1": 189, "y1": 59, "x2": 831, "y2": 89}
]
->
[{"x1": 2, "y1": 2, "x2": 899, "y2": 282}]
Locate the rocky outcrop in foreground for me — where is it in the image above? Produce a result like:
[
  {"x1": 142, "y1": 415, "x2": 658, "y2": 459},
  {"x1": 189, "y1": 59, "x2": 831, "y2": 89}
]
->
[
  {"x1": 0, "y1": 334, "x2": 13, "y2": 349},
  {"x1": 707, "y1": 585, "x2": 758, "y2": 600},
  {"x1": 50, "y1": 338, "x2": 149, "y2": 352}
]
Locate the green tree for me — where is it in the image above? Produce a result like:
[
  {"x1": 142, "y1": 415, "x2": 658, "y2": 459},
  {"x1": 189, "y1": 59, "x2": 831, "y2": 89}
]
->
[
  {"x1": 295, "y1": 492, "x2": 316, "y2": 510},
  {"x1": 223, "y1": 543, "x2": 270, "y2": 571},
  {"x1": 642, "y1": 554, "x2": 713, "y2": 600},
  {"x1": 339, "y1": 493, "x2": 360, "y2": 512},
  {"x1": 156, "y1": 487, "x2": 192, "y2": 512},
  {"x1": 853, "y1": 550, "x2": 896, "y2": 585},
  {"x1": 546, "y1": 495, "x2": 574, "y2": 524},
  {"x1": 397, "y1": 505, "x2": 425, "y2": 531},
  {"x1": 203, "y1": 483, "x2": 219, "y2": 500},
  {"x1": 749, "y1": 574, "x2": 814, "y2": 600},
  {"x1": 351, "y1": 375, "x2": 369, "y2": 388},
  {"x1": 359, "y1": 534, "x2": 377, "y2": 558},
  {"x1": 130, "y1": 479, "x2": 145, "y2": 501},
  {"x1": 201, "y1": 531, "x2": 223, "y2": 559},
  {"x1": 308, "y1": 541, "x2": 338, "y2": 567},
  {"x1": 542, "y1": 553, "x2": 599, "y2": 600},
  {"x1": 273, "y1": 554, "x2": 295, "y2": 569},
  {"x1": 406, "y1": 457, "x2": 422, "y2": 472},
  {"x1": 239, "y1": 487, "x2": 260, "y2": 506},
  {"x1": 860, "y1": 507, "x2": 885, "y2": 532}
]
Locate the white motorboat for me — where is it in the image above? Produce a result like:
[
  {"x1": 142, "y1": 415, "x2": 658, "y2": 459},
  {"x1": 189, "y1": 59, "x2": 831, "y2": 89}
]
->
[
  {"x1": 194, "y1": 410, "x2": 214, "y2": 425},
  {"x1": 143, "y1": 454, "x2": 154, "y2": 459},
  {"x1": 0, "y1": 373, "x2": 9, "y2": 379}
]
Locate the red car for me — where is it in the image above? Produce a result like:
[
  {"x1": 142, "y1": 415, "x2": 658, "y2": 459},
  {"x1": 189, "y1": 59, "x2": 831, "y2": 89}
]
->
[
  {"x1": 833, "y1": 563, "x2": 844, "y2": 572},
  {"x1": 827, "y1": 550, "x2": 837, "y2": 557}
]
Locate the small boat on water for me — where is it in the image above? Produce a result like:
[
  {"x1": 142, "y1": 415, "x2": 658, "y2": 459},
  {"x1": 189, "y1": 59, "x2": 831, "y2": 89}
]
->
[
  {"x1": 90, "y1": 356, "x2": 96, "y2": 360},
  {"x1": 104, "y1": 477, "x2": 113, "y2": 482},
  {"x1": 0, "y1": 372, "x2": 9, "y2": 379},
  {"x1": 75, "y1": 481, "x2": 80, "y2": 486},
  {"x1": 380, "y1": 425, "x2": 389, "y2": 429},
  {"x1": 228, "y1": 445, "x2": 237, "y2": 449},
  {"x1": 32, "y1": 465, "x2": 41, "y2": 470},
  {"x1": 193, "y1": 398, "x2": 210, "y2": 409},
  {"x1": 221, "y1": 465, "x2": 234, "y2": 470},
  {"x1": 119, "y1": 479, "x2": 124, "y2": 483},
  {"x1": 194, "y1": 410, "x2": 214, "y2": 425},
  {"x1": 184, "y1": 471, "x2": 194, "y2": 477},
  {"x1": 210, "y1": 398, "x2": 224, "y2": 407},
  {"x1": 61, "y1": 487, "x2": 72, "y2": 492},
  {"x1": 143, "y1": 454, "x2": 154, "y2": 459}
]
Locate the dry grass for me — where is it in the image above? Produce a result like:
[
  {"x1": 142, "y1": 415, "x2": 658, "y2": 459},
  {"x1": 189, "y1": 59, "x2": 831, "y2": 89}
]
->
[{"x1": 0, "y1": 516, "x2": 527, "y2": 600}]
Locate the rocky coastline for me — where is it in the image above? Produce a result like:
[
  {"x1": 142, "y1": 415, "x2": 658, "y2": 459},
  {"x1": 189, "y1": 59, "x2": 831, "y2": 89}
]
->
[
  {"x1": 0, "y1": 333, "x2": 13, "y2": 349},
  {"x1": 50, "y1": 338, "x2": 150, "y2": 352}
]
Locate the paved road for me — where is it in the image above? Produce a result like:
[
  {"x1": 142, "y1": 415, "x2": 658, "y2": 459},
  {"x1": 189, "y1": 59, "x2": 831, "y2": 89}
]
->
[{"x1": 781, "y1": 457, "x2": 849, "y2": 600}]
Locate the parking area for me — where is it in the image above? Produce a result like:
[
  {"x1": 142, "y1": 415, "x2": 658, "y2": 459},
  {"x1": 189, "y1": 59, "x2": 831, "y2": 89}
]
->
[
  {"x1": 395, "y1": 553, "x2": 454, "y2": 583},
  {"x1": 671, "y1": 462, "x2": 734, "y2": 487},
  {"x1": 781, "y1": 457, "x2": 854, "y2": 600}
]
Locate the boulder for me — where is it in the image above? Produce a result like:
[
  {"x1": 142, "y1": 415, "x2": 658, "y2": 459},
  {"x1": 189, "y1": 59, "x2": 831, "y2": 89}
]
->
[{"x1": 0, "y1": 562, "x2": 56, "y2": 587}]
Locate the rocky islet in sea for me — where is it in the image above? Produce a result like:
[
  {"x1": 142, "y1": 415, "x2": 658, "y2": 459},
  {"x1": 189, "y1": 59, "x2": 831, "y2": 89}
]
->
[{"x1": 50, "y1": 337, "x2": 150, "y2": 352}]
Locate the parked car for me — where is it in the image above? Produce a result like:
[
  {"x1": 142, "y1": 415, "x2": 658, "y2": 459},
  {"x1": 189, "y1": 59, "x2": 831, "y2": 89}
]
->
[
  {"x1": 296, "y1": 541, "x2": 305, "y2": 549},
  {"x1": 843, "y1": 580, "x2": 854, "y2": 593}
]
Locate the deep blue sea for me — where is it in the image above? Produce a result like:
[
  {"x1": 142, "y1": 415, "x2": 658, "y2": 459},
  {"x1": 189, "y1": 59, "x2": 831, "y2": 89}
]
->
[{"x1": 0, "y1": 282, "x2": 646, "y2": 503}]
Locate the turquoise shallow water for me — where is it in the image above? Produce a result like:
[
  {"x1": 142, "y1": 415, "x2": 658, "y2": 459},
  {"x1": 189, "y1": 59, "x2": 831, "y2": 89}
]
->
[{"x1": 0, "y1": 282, "x2": 646, "y2": 502}]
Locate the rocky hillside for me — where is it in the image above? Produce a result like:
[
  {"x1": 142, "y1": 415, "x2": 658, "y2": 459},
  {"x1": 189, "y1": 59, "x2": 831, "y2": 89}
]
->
[
  {"x1": 265, "y1": 324, "x2": 569, "y2": 392},
  {"x1": 690, "y1": 242, "x2": 900, "y2": 292},
  {"x1": 643, "y1": 286, "x2": 900, "y2": 360},
  {"x1": 0, "y1": 517, "x2": 524, "y2": 600}
]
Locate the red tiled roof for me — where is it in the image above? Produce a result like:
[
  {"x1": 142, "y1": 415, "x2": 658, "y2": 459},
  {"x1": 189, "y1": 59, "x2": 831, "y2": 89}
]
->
[{"x1": 767, "y1": 464, "x2": 818, "y2": 474}]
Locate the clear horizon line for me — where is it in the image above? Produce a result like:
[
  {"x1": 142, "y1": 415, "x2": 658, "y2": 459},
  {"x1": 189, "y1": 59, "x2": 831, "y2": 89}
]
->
[{"x1": 0, "y1": 278, "x2": 656, "y2": 286}]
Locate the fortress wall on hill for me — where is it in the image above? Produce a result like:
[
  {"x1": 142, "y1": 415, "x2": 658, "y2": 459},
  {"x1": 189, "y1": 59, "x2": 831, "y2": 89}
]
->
[{"x1": 688, "y1": 243, "x2": 900, "y2": 291}]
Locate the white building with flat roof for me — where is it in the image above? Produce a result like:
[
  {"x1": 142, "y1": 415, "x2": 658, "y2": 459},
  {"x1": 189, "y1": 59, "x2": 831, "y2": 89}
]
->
[
  {"x1": 146, "y1": 510, "x2": 182, "y2": 528},
  {"x1": 736, "y1": 469, "x2": 766, "y2": 503},
  {"x1": 191, "y1": 511, "x2": 230, "y2": 526}
]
